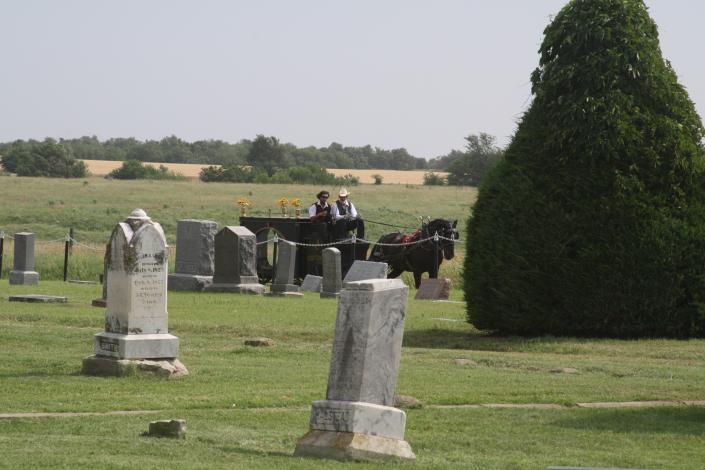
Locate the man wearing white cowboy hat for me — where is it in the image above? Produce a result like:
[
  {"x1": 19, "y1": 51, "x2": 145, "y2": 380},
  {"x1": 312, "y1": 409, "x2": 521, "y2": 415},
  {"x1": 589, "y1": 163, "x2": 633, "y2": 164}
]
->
[{"x1": 330, "y1": 187, "x2": 365, "y2": 241}]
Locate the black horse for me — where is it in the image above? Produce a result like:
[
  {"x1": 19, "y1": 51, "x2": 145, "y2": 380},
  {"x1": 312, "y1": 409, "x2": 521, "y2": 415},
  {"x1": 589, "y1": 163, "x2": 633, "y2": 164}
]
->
[{"x1": 368, "y1": 218, "x2": 458, "y2": 288}]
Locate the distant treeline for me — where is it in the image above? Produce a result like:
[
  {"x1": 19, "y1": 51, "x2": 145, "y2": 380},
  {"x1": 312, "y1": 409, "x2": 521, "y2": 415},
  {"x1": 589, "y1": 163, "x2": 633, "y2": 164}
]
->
[{"x1": 0, "y1": 135, "x2": 440, "y2": 170}]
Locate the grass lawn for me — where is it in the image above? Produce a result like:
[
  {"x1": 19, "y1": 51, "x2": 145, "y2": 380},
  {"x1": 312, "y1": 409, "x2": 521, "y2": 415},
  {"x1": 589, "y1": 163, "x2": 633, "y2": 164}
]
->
[{"x1": 1, "y1": 281, "x2": 705, "y2": 468}]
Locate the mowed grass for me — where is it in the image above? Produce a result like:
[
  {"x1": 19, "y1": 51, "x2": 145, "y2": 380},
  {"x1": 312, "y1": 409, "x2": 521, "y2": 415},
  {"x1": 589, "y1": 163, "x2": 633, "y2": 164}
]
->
[
  {"x1": 1, "y1": 282, "x2": 705, "y2": 468},
  {"x1": 0, "y1": 176, "x2": 472, "y2": 284}
]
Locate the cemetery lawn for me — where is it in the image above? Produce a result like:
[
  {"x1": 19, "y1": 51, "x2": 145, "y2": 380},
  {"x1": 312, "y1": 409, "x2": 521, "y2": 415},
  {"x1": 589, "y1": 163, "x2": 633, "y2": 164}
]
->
[{"x1": 1, "y1": 282, "x2": 705, "y2": 469}]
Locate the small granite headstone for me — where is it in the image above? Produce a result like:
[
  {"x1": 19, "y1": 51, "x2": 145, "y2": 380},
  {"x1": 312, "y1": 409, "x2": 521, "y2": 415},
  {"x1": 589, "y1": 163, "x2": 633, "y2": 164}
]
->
[
  {"x1": 9, "y1": 294, "x2": 67, "y2": 303},
  {"x1": 295, "y1": 278, "x2": 415, "y2": 461},
  {"x1": 204, "y1": 226, "x2": 264, "y2": 294},
  {"x1": 82, "y1": 209, "x2": 187, "y2": 378},
  {"x1": 320, "y1": 247, "x2": 342, "y2": 299},
  {"x1": 301, "y1": 274, "x2": 323, "y2": 293},
  {"x1": 266, "y1": 240, "x2": 302, "y2": 297},
  {"x1": 168, "y1": 219, "x2": 217, "y2": 291},
  {"x1": 9, "y1": 232, "x2": 39, "y2": 285},
  {"x1": 414, "y1": 278, "x2": 451, "y2": 300},
  {"x1": 342, "y1": 260, "x2": 387, "y2": 285}
]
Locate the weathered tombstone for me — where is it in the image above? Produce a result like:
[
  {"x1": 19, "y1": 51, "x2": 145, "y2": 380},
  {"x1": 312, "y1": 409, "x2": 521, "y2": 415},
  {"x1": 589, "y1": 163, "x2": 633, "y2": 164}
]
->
[
  {"x1": 82, "y1": 209, "x2": 187, "y2": 378},
  {"x1": 168, "y1": 219, "x2": 217, "y2": 291},
  {"x1": 342, "y1": 260, "x2": 387, "y2": 285},
  {"x1": 295, "y1": 278, "x2": 415, "y2": 461},
  {"x1": 9, "y1": 232, "x2": 39, "y2": 285},
  {"x1": 204, "y1": 226, "x2": 264, "y2": 294},
  {"x1": 320, "y1": 247, "x2": 342, "y2": 299},
  {"x1": 414, "y1": 278, "x2": 451, "y2": 300},
  {"x1": 301, "y1": 274, "x2": 323, "y2": 293},
  {"x1": 9, "y1": 294, "x2": 67, "y2": 303},
  {"x1": 266, "y1": 240, "x2": 302, "y2": 297}
]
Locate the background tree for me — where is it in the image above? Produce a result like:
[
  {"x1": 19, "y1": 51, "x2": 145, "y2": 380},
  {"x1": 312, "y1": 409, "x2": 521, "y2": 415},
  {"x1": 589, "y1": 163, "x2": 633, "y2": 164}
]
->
[
  {"x1": 1, "y1": 139, "x2": 87, "y2": 177},
  {"x1": 245, "y1": 135, "x2": 288, "y2": 176},
  {"x1": 446, "y1": 133, "x2": 503, "y2": 186},
  {"x1": 465, "y1": 0, "x2": 705, "y2": 338}
]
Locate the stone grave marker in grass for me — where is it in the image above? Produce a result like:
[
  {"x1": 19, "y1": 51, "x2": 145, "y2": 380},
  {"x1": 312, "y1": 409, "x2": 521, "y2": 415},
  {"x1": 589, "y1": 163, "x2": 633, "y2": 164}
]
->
[
  {"x1": 301, "y1": 274, "x2": 322, "y2": 292},
  {"x1": 204, "y1": 226, "x2": 264, "y2": 294},
  {"x1": 342, "y1": 260, "x2": 387, "y2": 285},
  {"x1": 296, "y1": 278, "x2": 415, "y2": 461},
  {"x1": 320, "y1": 247, "x2": 342, "y2": 299},
  {"x1": 168, "y1": 219, "x2": 217, "y2": 292},
  {"x1": 81, "y1": 209, "x2": 187, "y2": 378},
  {"x1": 9, "y1": 232, "x2": 39, "y2": 285},
  {"x1": 265, "y1": 240, "x2": 302, "y2": 297},
  {"x1": 414, "y1": 278, "x2": 451, "y2": 300}
]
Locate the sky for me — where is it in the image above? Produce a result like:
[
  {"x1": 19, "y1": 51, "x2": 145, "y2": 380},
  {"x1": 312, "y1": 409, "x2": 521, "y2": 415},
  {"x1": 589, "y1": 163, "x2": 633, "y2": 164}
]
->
[{"x1": 1, "y1": 1, "x2": 703, "y2": 159}]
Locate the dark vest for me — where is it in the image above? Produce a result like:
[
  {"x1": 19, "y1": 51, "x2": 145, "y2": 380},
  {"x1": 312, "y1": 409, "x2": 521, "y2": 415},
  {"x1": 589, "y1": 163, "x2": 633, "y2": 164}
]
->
[
  {"x1": 335, "y1": 200, "x2": 349, "y2": 216},
  {"x1": 312, "y1": 202, "x2": 329, "y2": 214}
]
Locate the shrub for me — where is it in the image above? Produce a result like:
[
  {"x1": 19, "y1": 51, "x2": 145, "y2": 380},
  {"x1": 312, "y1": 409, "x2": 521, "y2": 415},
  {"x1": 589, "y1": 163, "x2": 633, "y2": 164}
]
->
[
  {"x1": 108, "y1": 160, "x2": 185, "y2": 180},
  {"x1": 423, "y1": 172, "x2": 446, "y2": 186},
  {"x1": 372, "y1": 174, "x2": 383, "y2": 185},
  {"x1": 1, "y1": 140, "x2": 88, "y2": 178},
  {"x1": 465, "y1": 0, "x2": 705, "y2": 338}
]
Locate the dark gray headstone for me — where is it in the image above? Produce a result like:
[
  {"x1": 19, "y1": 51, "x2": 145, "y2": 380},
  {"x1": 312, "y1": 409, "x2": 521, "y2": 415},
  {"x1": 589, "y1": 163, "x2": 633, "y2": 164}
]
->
[
  {"x1": 320, "y1": 247, "x2": 342, "y2": 299},
  {"x1": 205, "y1": 226, "x2": 264, "y2": 294},
  {"x1": 343, "y1": 260, "x2": 387, "y2": 285},
  {"x1": 9, "y1": 232, "x2": 39, "y2": 285},
  {"x1": 168, "y1": 219, "x2": 217, "y2": 291},
  {"x1": 268, "y1": 241, "x2": 301, "y2": 296}
]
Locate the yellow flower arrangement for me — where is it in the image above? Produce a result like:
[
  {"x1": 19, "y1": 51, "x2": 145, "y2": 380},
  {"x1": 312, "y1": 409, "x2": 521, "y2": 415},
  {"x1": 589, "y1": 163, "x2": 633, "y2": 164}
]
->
[
  {"x1": 277, "y1": 197, "x2": 289, "y2": 207},
  {"x1": 290, "y1": 198, "x2": 302, "y2": 208},
  {"x1": 237, "y1": 197, "x2": 251, "y2": 207}
]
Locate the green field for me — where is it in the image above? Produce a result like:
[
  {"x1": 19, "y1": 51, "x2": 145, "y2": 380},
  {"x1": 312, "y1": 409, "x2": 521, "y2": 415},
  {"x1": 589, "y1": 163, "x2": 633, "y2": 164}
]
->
[
  {"x1": 0, "y1": 176, "x2": 474, "y2": 285},
  {"x1": 1, "y1": 282, "x2": 705, "y2": 468},
  {"x1": 2, "y1": 177, "x2": 705, "y2": 468}
]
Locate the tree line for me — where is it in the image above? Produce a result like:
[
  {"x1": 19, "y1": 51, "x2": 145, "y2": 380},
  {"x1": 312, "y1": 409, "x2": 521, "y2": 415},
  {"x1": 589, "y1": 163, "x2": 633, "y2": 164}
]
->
[{"x1": 0, "y1": 134, "x2": 504, "y2": 186}]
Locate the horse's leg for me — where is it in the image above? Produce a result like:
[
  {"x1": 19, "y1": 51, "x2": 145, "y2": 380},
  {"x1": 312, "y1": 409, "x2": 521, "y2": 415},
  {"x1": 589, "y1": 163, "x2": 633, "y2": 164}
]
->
[
  {"x1": 413, "y1": 271, "x2": 422, "y2": 289},
  {"x1": 389, "y1": 267, "x2": 403, "y2": 279}
]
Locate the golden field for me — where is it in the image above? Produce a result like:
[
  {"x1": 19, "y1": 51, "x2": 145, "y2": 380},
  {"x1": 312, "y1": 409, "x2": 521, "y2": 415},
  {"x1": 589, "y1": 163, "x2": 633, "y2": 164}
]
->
[{"x1": 81, "y1": 160, "x2": 448, "y2": 184}]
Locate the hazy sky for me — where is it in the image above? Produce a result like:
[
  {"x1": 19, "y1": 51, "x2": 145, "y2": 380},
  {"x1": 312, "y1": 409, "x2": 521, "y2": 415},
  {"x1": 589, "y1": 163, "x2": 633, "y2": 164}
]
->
[{"x1": 1, "y1": 1, "x2": 703, "y2": 159}]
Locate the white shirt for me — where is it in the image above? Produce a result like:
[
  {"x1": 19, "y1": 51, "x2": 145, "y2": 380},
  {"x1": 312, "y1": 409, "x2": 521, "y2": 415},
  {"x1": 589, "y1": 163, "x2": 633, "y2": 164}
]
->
[
  {"x1": 330, "y1": 199, "x2": 358, "y2": 221},
  {"x1": 308, "y1": 201, "x2": 329, "y2": 218}
]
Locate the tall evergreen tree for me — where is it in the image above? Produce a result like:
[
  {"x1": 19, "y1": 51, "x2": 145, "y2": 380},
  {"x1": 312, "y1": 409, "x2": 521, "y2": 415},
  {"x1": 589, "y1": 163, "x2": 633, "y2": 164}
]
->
[{"x1": 465, "y1": 0, "x2": 705, "y2": 337}]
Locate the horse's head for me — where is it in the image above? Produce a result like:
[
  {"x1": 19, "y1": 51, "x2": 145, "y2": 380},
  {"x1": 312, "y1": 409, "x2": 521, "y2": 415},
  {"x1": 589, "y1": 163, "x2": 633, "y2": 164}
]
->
[{"x1": 428, "y1": 218, "x2": 458, "y2": 260}]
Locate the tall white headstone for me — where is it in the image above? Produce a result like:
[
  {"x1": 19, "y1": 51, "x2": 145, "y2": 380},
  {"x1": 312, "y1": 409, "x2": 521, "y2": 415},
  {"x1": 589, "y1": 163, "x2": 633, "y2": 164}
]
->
[
  {"x1": 295, "y1": 278, "x2": 415, "y2": 461},
  {"x1": 82, "y1": 209, "x2": 187, "y2": 377}
]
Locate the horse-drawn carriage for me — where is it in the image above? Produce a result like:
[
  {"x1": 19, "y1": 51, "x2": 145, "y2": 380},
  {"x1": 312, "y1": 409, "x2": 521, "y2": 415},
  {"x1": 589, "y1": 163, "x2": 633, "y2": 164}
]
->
[{"x1": 239, "y1": 215, "x2": 459, "y2": 287}]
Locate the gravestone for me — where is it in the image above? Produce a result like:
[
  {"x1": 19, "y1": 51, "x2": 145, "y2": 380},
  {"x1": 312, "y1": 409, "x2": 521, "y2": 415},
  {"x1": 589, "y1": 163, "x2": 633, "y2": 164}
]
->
[
  {"x1": 82, "y1": 209, "x2": 187, "y2": 378},
  {"x1": 204, "y1": 226, "x2": 264, "y2": 294},
  {"x1": 342, "y1": 260, "x2": 387, "y2": 285},
  {"x1": 301, "y1": 274, "x2": 323, "y2": 293},
  {"x1": 295, "y1": 278, "x2": 415, "y2": 461},
  {"x1": 266, "y1": 240, "x2": 302, "y2": 297},
  {"x1": 320, "y1": 247, "x2": 342, "y2": 299},
  {"x1": 9, "y1": 232, "x2": 39, "y2": 285},
  {"x1": 9, "y1": 294, "x2": 67, "y2": 303},
  {"x1": 168, "y1": 219, "x2": 217, "y2": 291},
  {"x1": 414, "y1": 278, "x2": 451, "y2": 300}
]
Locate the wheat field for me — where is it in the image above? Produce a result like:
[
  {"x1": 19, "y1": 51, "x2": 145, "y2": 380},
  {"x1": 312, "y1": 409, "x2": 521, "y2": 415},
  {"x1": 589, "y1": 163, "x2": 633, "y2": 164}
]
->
[{"x1": 81, "y1": 160, "x2": 448, "y2": 185}]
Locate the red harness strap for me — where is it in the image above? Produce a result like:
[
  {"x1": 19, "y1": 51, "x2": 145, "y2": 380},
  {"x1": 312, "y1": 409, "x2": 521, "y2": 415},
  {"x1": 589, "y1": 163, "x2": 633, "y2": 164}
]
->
[{"x1": 400, "y1": 230, "x2": 421, "y2": 244}]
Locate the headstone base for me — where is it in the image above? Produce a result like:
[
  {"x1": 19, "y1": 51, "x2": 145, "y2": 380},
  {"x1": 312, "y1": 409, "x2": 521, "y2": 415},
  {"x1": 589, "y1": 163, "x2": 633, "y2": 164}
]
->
[
  {"x1": 81, "y1": 355, "x2": 188, "y2": 378},
  {"x1": 168, "y1": 273, "x2": 213, "y2": 292},
  {"x1": 265, "y1": 284, "x2": 302, "y2": 297},
  {"x1": 9, "y1": 270, "x2": 40, "y2": 286},
  {"x1": 93, "y1": 332, "x2": 180, "y2": 359},
  {"x1": 309, "y1": 400, "x2": 407, "y2": 440},
  {"x1": 91, "y1": 298, "x2": 107, "y2": 308},
  {"x1": 204, "y1": 283, "x2": 264, "y2": 294},
  {"x1": 320, "y1": 292, "x2": 341, "y2": 299},
  {"x1": 294, "y1": 430, "x2": 415, "y2": 462}
]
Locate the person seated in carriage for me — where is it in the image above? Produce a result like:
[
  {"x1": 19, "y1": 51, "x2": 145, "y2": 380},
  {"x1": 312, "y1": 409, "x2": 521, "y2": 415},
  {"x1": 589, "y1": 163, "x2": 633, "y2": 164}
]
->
[
  {"x1": 308, "y1": 190, "x2": 331, "y2": 223},
  {"x1": 330, "y1": 187, "x2": 365, "y2": 241}
]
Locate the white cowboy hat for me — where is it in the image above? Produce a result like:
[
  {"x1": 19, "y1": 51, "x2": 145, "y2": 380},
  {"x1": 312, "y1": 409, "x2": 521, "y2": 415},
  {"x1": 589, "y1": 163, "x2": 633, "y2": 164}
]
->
[{"x1": 338, "y1": 188, "x2": 349, "y2": 197}]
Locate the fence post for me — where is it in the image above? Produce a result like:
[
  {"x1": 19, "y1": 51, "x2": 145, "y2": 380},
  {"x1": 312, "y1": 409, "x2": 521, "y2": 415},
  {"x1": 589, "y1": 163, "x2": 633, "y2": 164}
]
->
[
  {"x1": 63, "y1": 234, "x2": 71, "y2": 282},
  {"x1": 351, "y1": 234, "x2": 357, "y2": 261},
  {"x1": 0, "y1": 231, "x2": 4, "y2": 279},
  {"x1": 68, "y1": 227, "x2": 74, "y2": 252},
  {"x1": 433, "y1": 231, "x2": 439, "y2": 279},
  {"x1": 272, "y1": 233, "x2": 279, "y2": 283}
]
